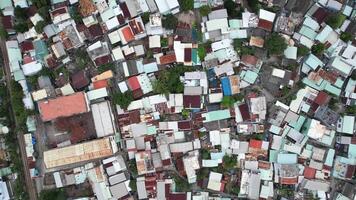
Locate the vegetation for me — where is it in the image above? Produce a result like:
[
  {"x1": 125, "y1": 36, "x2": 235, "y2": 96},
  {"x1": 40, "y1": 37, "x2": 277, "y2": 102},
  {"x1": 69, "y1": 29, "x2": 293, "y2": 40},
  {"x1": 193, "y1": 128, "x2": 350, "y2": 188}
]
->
[
  {"x1": 97, "y1": 63, "x2": 115, "y2": 74},
  {"x1": 200, "y1": 148, "x2": 210, "y2": 159},
  {"x1": 265, "y1": 33, "x2": 287, "y2": 55},
  {"x1": 181, "y1": 109, "x2": 190, "y2": 119},
  {"x1": 74, "y1": 48, "x2": 92, "y2": 69},
  {"x1": 178, "y1": 0, "x2": 194, "y2": 11},
  {"x1": 14, "y1": 22, "x2": 29, "y2": 33},
  {"x1": 222, "y1": 155, "x2": 237, "y2": 170},
  {"x1": 70, "y1": 6, "x2": 83, "y2": 24},
  {"x1": 198, "y1": 41, "x2": 211, "y2": 60},
  {"x1": 326, "y1": 13, "x2": 346, "y2": 29},
  {"x1": 311, "y1": 43, "x2": 325, "y2": 56},
  {"x1": 10, "y1": 80, "x2": 28, "y2": 127},
  {"x1": 197, "y1": 168, "x2": 210, "y2": 180},
  {"x1": 199, "y1": 5, "x2": 211, "y2": 16},
  {"x1": 0, "y1": 26, "x2": 8, "y2": 39},
  {"x1": 224, "y1": 0, "x2": 243, "y2": 18},
  {"x1": 153, "y1": 66, "x2": 192, "y2": 94},
  {"x1": 35, "y1": 20, "x2": 47, "y2": 33},
  {"x1": 112, "y1": 91, "x2": 134, "y2": 110},
  {"x1": 39, "y1": 189, "x2": 67, "y2": 200},
  {"x1": 221, "y1": 96, "x2": 237, "y2": 108},
  {"x1": 129, "y1": 180, "x2": 137, "y2": 192},
  {"x1": 328, "y1": 97, "x2": 338, "y2": 110},
  {"x1": 233, "y1": 39, "x2": 255, "y2": 55},
  {"x1": 340, "y1": 32, "x2": 353, "y2": 42},
  {"x1": 247, "y1": 0, "x2": 261, "y2": 13},
  {"x1": 297, "y1": 45, "x2": 309, "y2": 57},
  {"x1": 141, "y1": 12, "x2": 150, "y2": 24},
  {"x1": 225, "y1": 181, "x2": 240, "y2": 195},
  {"x1": 161, "y1": 37, "x2": 168, "y2": 47},
  {"x1": 162, "y1": 14, "x2": 178, "y2": 30},
  {"x1": 128, "y1": 160, "x2": 138, "y2": 177},
  {"x1": 345, "y1": 105, "x2": 356, "y2": 114},
  {"x1": 173, "y1": 175, "x2": 190, "y2": 192}
]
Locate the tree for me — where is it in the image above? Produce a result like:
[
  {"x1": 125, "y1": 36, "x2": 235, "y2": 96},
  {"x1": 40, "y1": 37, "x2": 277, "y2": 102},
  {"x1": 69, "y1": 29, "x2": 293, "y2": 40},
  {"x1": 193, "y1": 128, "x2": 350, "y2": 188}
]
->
[
  {"x1": 265, "y1": 33, "x2": 287, "y2": 55},
  {"x1": 30, "y1": 0, "x2": 49, "y2": 8},
  {"x1": 311, "y1": 43, "x2": 325, "y2": 56},
  {"x1": 162, "y1": 14, "x2": 178, "y2": 30},
  {"x1": 160, "y1": 37, "x2": 168, "y2": 47},
  {"x1": 297, "y1": 45, "x2": 309, "y2": 57},
  {"x1": 340, "y1": 32, "x2": 353, "y2": 42},
  {"x1": 178, "y1": 0, "x2": 193, "y2": 11},
  {"x1": 153, "y1": 66, "x2": 192, "y2": 94},
  {"x1": 173, "y1": 175, "x2": 189, "y2": 192},
  {"x1": 129, "y1": 180, "x2": 137, "y2": 192},
  {"x1": 70, "y1": 6, "x2": 82, "y2": 24},
  {"x1": 112, "y1": 91, "x2": 134, "y2": 109},
  {"x1": 345, "y1": 105, "x2": 356, "y2": 114},
  {"x1": 222, "y1": 155, "x2": 237, "y2": 170},
  {"x1": 181, "y1": 109, "x2": 190, "y2": 119},
  {"x1": 221, "y1": 96, "x2": 236, "y2": 108},
  {"x1": 0, "y1": 26, "x2": 8, "y2": 39},
  {"x1": 141, "y1": 12, "x2": 150, "y2": 24},
  {"x1": 38, "y1": 6, "x2": 51, "y2": 22},
  {"x1": 199, "y1": 5, "x2": 211, "y2": 16},
  {"x1": 14, "y1": 6, "x2": 27, "y2": 20},
  {"x1": 200, "y1": 148, "x2": 210, "y2": 159},
  {"x1": 247, "y1": 0, "x2": 261, "y2": 13},
  {"x1": 39, "y1": 189, "x2": 67, "y2": 200},
  {"x1": 326, "y1": 13, "x2": 346, "y2": 29},
  {"x1": 35, "y1": 20, "x2": 47, "y2": 33},
  {"x1": 234, "y1": 39, "x2": 255, "y2": 55},
  {"x1": 14, "y1": 22, "x2": 29, "y2": 33},
  {"x1": 224, "y1": 0, "x2": 241, "y2": 18}
]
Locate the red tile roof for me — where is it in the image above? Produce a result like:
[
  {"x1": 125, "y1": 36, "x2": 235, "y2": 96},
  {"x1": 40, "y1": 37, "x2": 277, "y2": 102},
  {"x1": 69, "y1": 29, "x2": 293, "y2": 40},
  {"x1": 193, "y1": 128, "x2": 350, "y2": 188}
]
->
[
  {"x1": 249, "y1": 139, "x2": 262, "y2": 149},
  {"x1": 313, "y1": 8, "x2": 328, "y2": 24},
  {"x1": 280, "y1": 177, "x2": 298, "y2": 185},
  {"x1": 241, "y1": 55, "x2": 258, "y2": 67},
  {"x1": 93, "y1": 79, "x2": 108, "y2": 89},
  {"x1": 238, "y1": 104, "x2": 250, "y2": 121},
  {"x1": 159, "y1": 54, "x2": 176, "y2": 65},
  {"x1": 178, "y1": 121, "x2": 191, "y2": 130},
  {"x1": 258, "y1": 19, "x2": 273, "y2": 31},
  {"x1": 20, "y1": 41, "x2": 34, "y2": 52},
  {"x1": 128, "y1": 76, "x2": 140, "y2": 91},
  {"x1": 88, "y1": 24, "x2": 103, "y2": 38},
  {"x1": 121, "y1": 26, "x2": 134, "y2": 42},
  {"x1": 71, "y1": 70, "x2": 89, "y2": 90},
  {"x1": 314, "y1": 91, "x2": 329, "y2": 105},
  {"x1": 1, "y1": 16, "x2": 13, "y2": 30},
  {"x1": 94, "y1": 55, "x2": 112, "y2": 66},
  {"x1": 304, "y1": 166, "x2": 316, "y2": 179},
  {"x1": 184, "y1": 48, "x2": 192, "y2": 62},
  {"x1": 38, "y1": 92, "x2": 89, "y2": 121}
]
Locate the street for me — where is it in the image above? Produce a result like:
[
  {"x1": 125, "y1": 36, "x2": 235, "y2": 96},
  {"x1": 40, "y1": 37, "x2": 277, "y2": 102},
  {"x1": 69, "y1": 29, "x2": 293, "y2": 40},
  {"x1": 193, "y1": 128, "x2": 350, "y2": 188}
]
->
[{"x1": 0, "y1": 38, "x2": 38, "y2": 200}]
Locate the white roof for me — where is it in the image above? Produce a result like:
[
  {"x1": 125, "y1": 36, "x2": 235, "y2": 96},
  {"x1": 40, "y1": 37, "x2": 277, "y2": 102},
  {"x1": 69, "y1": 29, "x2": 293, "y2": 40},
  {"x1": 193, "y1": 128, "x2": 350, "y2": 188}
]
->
[
  {"x1": 32, "y1": 89, "x2": 48, "y2": 101},
  {"x1": 272, "y1": 68, "x2": 286, "y2": 78},
  {"x1": 91, "y1": 101, "x2": 115, "y2": 138},
  {"x1": 211, "y1": 39, "x2": 231, "y2": 52},
  {"x1": 112, "y1": 46, "x2": 124, "y2": 61},
  {"x1": 118, "y1": 81, "x2": 128, "y2": 93},
  {"x1": 108, "y1": 30, "x2": 121, "y2": 44},
  {"x1": 208, "y1": 93, "x2": 223, "y2": 103},
  {"x1": 207, "y1": 172, "x2": 222, "y2": 191},
  {"x1": 105, "y1": 17, "x2": 120, "y2": 30},
  {"x1": 206, "y1": 18, "x2": 229, "y2": 32},
  {"x1": 86, "y1": 88, "x2": 108, "y2": 101},
  {"x1": 60, "y1": 84, "x2": 75, "y2": 96},
  {"x1": 209, "y1": 131, "x2": 221, "y2": 146},
  {"x1": 149, "y1": 35, "x2": 161, "y2": 48},
  {"x1": 22, "y1": 61, "x2": 42, "y2": 76},
  {"x1": 259, "y1": 9, "x2": 276, "y2": 22}
]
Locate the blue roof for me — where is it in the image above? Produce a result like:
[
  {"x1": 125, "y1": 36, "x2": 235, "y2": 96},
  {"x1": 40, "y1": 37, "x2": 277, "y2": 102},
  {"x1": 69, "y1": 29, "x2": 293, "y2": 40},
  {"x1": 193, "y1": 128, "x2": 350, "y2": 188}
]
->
[
  {"x1": 221, "y1": 77, "x2": 232, "y2": 96},
  {"x1": 34, "y1": 40, "x2": 49, "y2": 61}
]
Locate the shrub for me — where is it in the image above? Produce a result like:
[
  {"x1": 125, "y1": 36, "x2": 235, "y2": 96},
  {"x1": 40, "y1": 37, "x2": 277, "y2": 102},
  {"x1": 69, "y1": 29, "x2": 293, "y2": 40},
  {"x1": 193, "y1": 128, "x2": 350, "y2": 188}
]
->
[
  {"x1": 199, "y1": 5, "x2": 211, "y2": 16},
  {"x1": 265, "y1": 33, "x2": 287, "y2": 55}
]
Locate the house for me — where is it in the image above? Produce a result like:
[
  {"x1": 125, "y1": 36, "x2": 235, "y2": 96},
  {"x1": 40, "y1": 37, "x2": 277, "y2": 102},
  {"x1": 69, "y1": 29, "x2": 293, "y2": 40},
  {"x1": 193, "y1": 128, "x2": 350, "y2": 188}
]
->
[
  {"x1": 71, "y1": 70, "x2": 90, "y2": 90},
  {"x1": 207, "y1": 172, "x2": 223, "y2": 191},
  {"x1": 183, "y1": 151, "x2": 200, "y2": 183},
  {"x1": 258, "y1": 9, "x2": 276, "y2": 31},
  {"x1": 337, "y1": 116, "x2": 355, "y2": 135},
  {"x1": 38, "y1": 92, "x2": 89, "y2": 122},
  {"x1": 91, "y1": 101, "x2": 116, "y2": 138},
  {"x1": 155, "y1": 0, "x2": 179, "y2": 15}
]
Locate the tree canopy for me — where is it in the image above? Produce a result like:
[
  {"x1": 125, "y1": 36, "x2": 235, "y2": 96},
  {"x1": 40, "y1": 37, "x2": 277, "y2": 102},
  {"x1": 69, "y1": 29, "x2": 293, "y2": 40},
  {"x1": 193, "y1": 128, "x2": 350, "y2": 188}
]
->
[
  {"x1": 265, "y1": 33, "x2": 287, "y2": 55},
  {"x1": 224, "y1": 0, "x2": 243, "y2": 18},
  {"x1": 162, "y1": 14, "x2": 178, "y2": 30},
  {"x1": 112, "y1": 91, "x2": 134, "y2": 109},
  {"x1": 179, "y1": 0, "x2": 194, "y2": 11},
  {"x1": 340, "y1": 32, "x2": 353, "y2": 42},
  {"x1": 326, "y1": 13, "x2": 346, "y2": 29},
  {"x1": 35, "y1": 20, "x2": 47, "y2": 33},
  {"x1": 199, "y1": 5, "x2": 211, "y2": 16},
  {"x1": 153, "y1": 66, "x2": 192, "y2": 94},
  {"x1": 297, "y1": 45, "x2": 309, "y2": 57},
  {"x1": 141, "y1": 12, "x2": 150, "y2": 24},
  {"x1": 39, "y1": 189, "x2": 67, "y2": 200},
  {"x1": 223, "y1": 155, "x2": 237, "y2": 170},
  {"x1": 311, "y1": 43, "x2": 325, "y2": 56}
]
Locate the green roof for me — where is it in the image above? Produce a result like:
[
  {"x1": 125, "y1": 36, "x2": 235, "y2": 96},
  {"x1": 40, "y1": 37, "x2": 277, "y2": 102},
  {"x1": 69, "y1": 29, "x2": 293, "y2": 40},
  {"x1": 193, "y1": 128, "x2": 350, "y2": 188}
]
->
[
  {"x1": 299, "y1": 26, "x2": 318, "y2": 40},
  {"x1": 202, "y1": 109, "x2": 231, "y2": 123},
  {"x1": 289, "y1": 115, "x2": 306, "y2": 131},
  {"x1": 34, "y1": 40, "x2": 49, "y2": 61},
  {"x1": 324, "y1": 82, "x2": 341, "y2": 96},
  {"x1": 0, "y1": 0, "x2": 12, "y2": 9}
]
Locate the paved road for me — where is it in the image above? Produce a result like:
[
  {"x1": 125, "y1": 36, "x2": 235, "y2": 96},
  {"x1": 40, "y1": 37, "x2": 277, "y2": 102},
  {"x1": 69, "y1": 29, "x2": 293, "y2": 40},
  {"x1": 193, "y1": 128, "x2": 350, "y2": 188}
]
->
[{"x1": 0, "y1": 38, "x2": 38, "y2": 200}]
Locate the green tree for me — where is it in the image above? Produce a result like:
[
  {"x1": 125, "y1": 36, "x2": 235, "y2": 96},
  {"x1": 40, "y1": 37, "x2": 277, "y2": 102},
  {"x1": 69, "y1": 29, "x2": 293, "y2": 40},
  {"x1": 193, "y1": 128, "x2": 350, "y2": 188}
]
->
[
  {"x1": 326, "y1": 13, "x2": 346, "y2": 29},
  {"x1": 265, "y1": 33, "x2": 287, "y2": 55},
  {"x1": 14, "y1": 6, "x2": 27, "y2": 20},
  {"x1": 162, "y1": 14, "x2": 178, "y2": 30},
  {"x1": 200, "y1": 148, "x2": 210, "y2": 159},
  {"x1": 173, "y1": 175, "x2": 189, "y2": 192},
  {"x1": 224, "y1": 0, "x2": 242, "y2": 18},
  {"x1": 297, "y1": 45, "x2": 309, "y2": 57},
  {"x1": 35, "y1": 20, "x2": 47, "y2": 33},
  {"x1": 39, "y1": 189, "x2": 67, "y2": 200},
  {"x1": 247, "y1": 0, "x2": 261, "y2": 13},
  {"x1": 112, "y1": 91, "x2": 134, "y2": 109},
  {"x1": 221, "y1": 96, "x2": 236, "y2": 108},
  {"x1": 30, "y1": 0, "x2": 49, "y2": 8},
  {"x1": 161, "y1": 37, "x2": 168, "y2": 47},
  {"x1": 199, "y1": 5, "x2": 211, "y2": 16},
  {"x1": 345, "y1": 105, "x2": 356, "y2": 114},
  {"x1": 141, "y1": 12, "x2": 150, "y2": 24},
  {"x1": 0, "y1": 26, "x2": 8, "y2": 39},
  {"x1": 222, "y1": 155, "x2": 237, "y2": 170},
  {"x1": 153, "y1": 66, "x2": 192, "y2": 94},
  {"x1": 129, "y1": 180, "x2": 137, "y2": 192},
  {"x1": 234, "y1": 39, "x2": 255, "y2": 55},
  {"x1": 181, "y1": 109, "x2": 190, "y2": 119},
  {"x1": 311, "y1": 43, "x2": 325, "y2": 56},
  {"x1": 14, "y1": 22, "x2": 29, "y2": 33},
  {"x1": 178, "y1": 0, "x2": 194, "y2": 11},
  {"x1": 340, "y1": 32, "x2": 353, "y2": 42},
  {"x1": 38, "y1": 6, "x2": 51, "y2": 22},
  {"x1": 70, "y1": 6, "x2": 82, "y2": 24}
]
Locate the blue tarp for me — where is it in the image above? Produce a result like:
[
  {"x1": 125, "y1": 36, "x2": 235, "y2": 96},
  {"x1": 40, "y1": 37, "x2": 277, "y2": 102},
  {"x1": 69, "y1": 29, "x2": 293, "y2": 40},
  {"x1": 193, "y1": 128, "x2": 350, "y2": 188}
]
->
[{"x1": 221, "y1": 77, "x2": 232, "y2": 96}]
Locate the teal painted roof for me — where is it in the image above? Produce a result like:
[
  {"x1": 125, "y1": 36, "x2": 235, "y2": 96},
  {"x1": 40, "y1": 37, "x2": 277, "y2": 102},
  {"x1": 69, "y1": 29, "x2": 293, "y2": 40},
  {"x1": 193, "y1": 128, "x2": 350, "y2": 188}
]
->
[
  {"x1": 284, "y1": 46, "x2": 297, "y2": 60},
  {"x1": 260, "y1": 168, "x2": 273, "y2": 180},
  {"x1": 342, "y1": 116, "x2": 355, "y2": 134},
  {"x1": 289, "y1": 115, "x2": 306, "y2": 131},
  {"x1": 13, "y1": 70, "x2": 25, "y2": 81},
  {"x1": 0, "y1": 0, "x2": 12, "y2": 9},
  {"x1": 241, "y1": 70, "x2": 258, "y2": 84},
  {"x1": 277, "y1": 153, "x2": 297, "y2": 164},
  {"x1": 315, "y1": 25, "x2": 332, "y2": 43},
  {"x1": 51, "y1": 0, "x2": 66, "y2": 4},
  {"x1": 324, "y1": 83, "x2": 341, "y2": 96},
  {"x1": 147, "y1": 126, "x2": 156, "y2": 135},
  {"x1": 345, "y1": 79, "x2": 355, "y2": 93},
  {"x1": 269, "y1": 150, "x2": 278, "y2": 162},
  {"x1": 321, "y1": 130, "x2": 335, "y2": 146},
  {"x1": 26, "y1": 116, "x2": 37, "y2": 132},
  {"x1": 304, "y1": 54, "x2": 323, "y2": 70},
  {"x1": 210, "y1": 152, "x2": 225, "y2": 160},
  {"x1": 203, "y1": 109, "x2": 231, "y2": 123},
  {"x1": 324, "y1": 149, "x2": 335, "y2": 167},
  {"x1": 34, "y1": 40, "x2": 49, "y2": 61},
  {"x1": 303, "y1": 17, "x2": 319, "y2": 30},
  {"x1": 331, "y1": 57, "x2": 352, "y2": 76},
  {"x1": 343, "y1": 5, "x2": 352, "y2": 16},
  {"x1": 334, "y1": 78, "x2": 344, "y2": 88},
  {"x1": 349, "y1": 144, "x2": 356, "y2": 159},
  {"x1": 229, "y1": 19, "x2": 241, "y2": 29},
  {"x1": 299, "y1": 26, "x2": 318, "y2": 40},
  {"x1": 0, "y1": 167, "x2": 12, "y2": 176}
]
